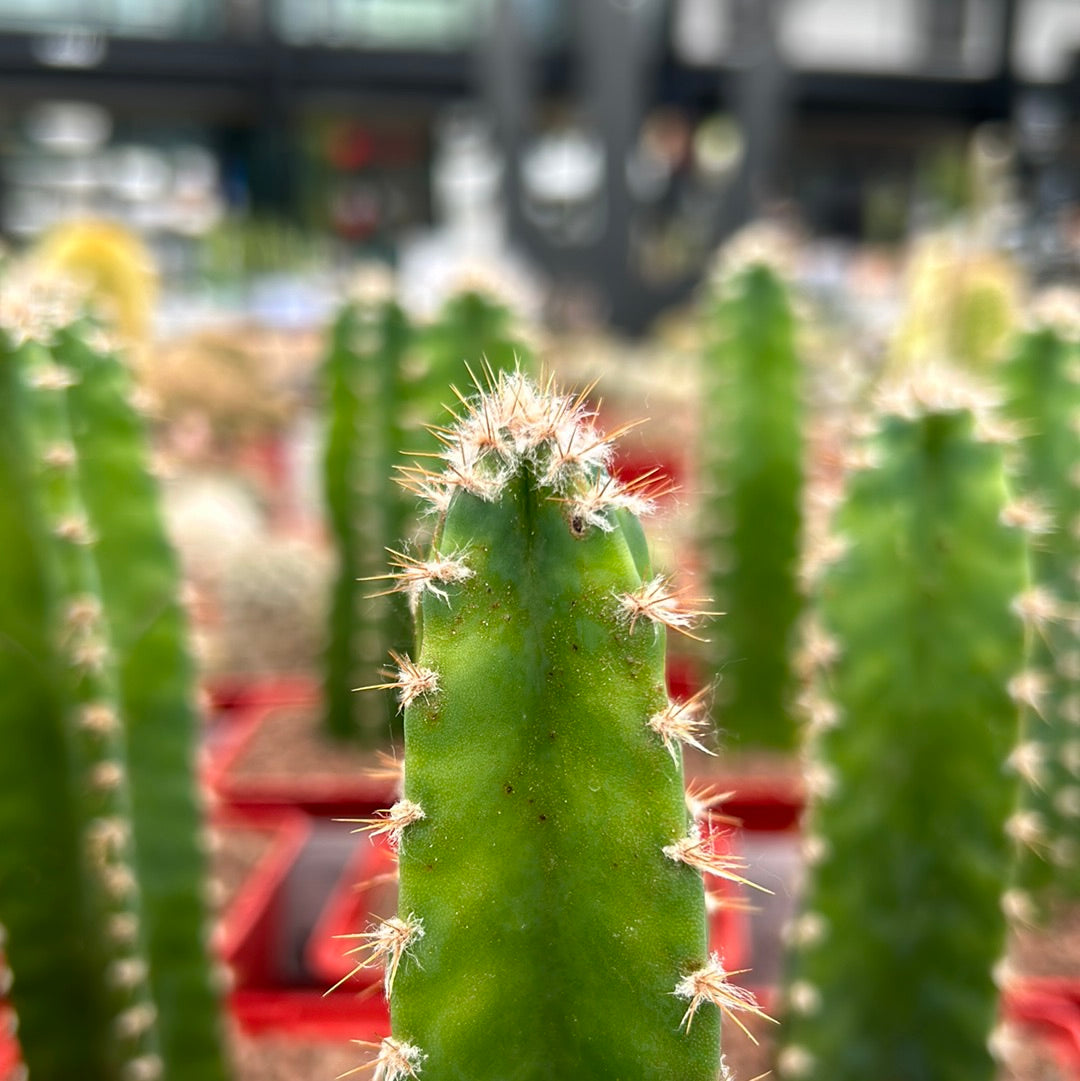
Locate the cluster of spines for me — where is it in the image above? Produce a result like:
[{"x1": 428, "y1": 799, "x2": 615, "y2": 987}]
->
[
  {"x1": 780, "y1": 368, "x2": 1034, "y2": 1079},
  {"x1": 343, "y1": 369, "x2": 769, "y2": 1080},
  {"x1": 699, "y1": 257, "x2": 805, "y2": 750}
]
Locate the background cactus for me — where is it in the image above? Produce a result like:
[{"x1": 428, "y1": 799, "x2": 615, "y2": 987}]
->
[
  {"x1": 700, "y1": 258, "x2": 804, "y2": 750},
  {"x1": 0, "y1": 270, "x2": 227, "y2": 1081},
  {"x1": 0, "y1": 321, "x2": 162, "y2": 1081},
  {"x1": 779, "y1": 375, "x2": 1030, "y2": 1081},
  {"x1": 350, "y1": 372, "x2": 766, "y2": 1081},
  {"x1": 54, "y1": 320, "x2": 229, "y2": 1081},
  {"x1": 998, "y1": 299, "x2": 1080, "y2": 900},
  {"x1": 322, "y1": 282, "x2": 414, "y2": 741}
]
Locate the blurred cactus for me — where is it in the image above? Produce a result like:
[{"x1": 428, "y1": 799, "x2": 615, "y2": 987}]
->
[
  {"x1": 32, "y1": 220, "x2": 157, "y2": 345},
  {"x1": 322, "y1": 275, "x2": 414, "y2": 741},
  {"x1": 889, "y1": 233, "x2": 1019, "y2": 373},
  {"x1": 999, "y1": 294, "x2": 1080, "y2": 900},
  {"x1": 348, "y1": 372, "x2": 767, "y2": 1081},
  {"x1": 0, "y1": 268, "x2": 227, "y2": 1081},
  {"x1": 780, "y1": 374, "x2": 1029, "y2": 1081},
  {"x1": 700, "y1": 256, "x2": 804, "y2": 750}
]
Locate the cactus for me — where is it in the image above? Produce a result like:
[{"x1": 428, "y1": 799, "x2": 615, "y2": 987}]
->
[
  {"x1": 701, "y1": 257, "x2": 804, "y2": 750},
  {"x1": 0, "y1": 318, "x2": 162, "y2": 1080},
  {"x1": 779, "y1": 374, "x2": 1030, "y2": 1081},
  {"x1": 54, "y1": 322, "x2": 229, "y2": 1081},
  {"x1": 348, "y1": 371, "x2": 768, "y2": 1081},
  {"x1": 322, "y1": 284, "x2": 414, "y2": 741},
  {"x1": 0, "y1": 269, "x2": 227, "y2": 1081},
  {"x1": 998, "y1": 297, "x2": 1080, "y2": 899}
]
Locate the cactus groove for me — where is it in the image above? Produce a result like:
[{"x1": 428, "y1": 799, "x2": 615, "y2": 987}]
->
[
  {"x1": 354, "y1": 371, "x2": 766, "y2": 1081},
  {"x1": 782, "y1": 378, "x2": 1029, "y2": 1081}
]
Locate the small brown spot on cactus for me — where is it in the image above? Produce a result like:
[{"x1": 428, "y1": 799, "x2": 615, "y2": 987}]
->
[
  {"x1": 504, "y1": 783, "x2": 513, "y2": 794},
  {"x1": 538, "y1": 814, "x2": 547, "y2": 822}
]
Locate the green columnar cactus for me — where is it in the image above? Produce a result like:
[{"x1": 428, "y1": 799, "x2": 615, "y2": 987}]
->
[
  {"x1": 322, "y1": 291, "x2": 413, "y2": 741},
  {"x1": 347, "y1": 372, "x2": 768, "y2": 1081},
  {"x1": 701, "y1": 260, "x2": 804, "y2": 750},
  {"x1": 779, "y1": 376, "x2": 1030, "y2": 1081},
  {"x1": 0, "y1": 330, "x2": 162, "y2": 1081},
  {"x1": 998, "y1": 303, "x2": 1080, "y2": 899},
  {"x1": 53, "y1": 323, "x2": 229, "y2": 1081}
]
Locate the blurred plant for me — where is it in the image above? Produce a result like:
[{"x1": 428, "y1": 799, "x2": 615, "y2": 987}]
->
[
  {"x1": 0, "y1": 266, "x2": 226, "y2": 1081},
  {"x1": 700, "y1": 238, "x2": 805, "y2": 751},
  {"x1": 199, "y1": 217, "x2": 329, "y2": 282},
  {"x1": 349, "y1": 370, "x2": 767, "y2": 1081},
  {"x1": 780, "y1": 370, "x2": 1030, "y2": 1081},
  {"x1": 998, "y1": 291, "x2": 1080, "y2": 902},
  {"x1": 889, "y1": 232, "x2": 1019, "y2": 373},
  {"x1": 321, "y1": 269, "x2": 414, "y2": 741},
  {"x1": 32, "y1": 219, "x2": 157, "y2": 345}
]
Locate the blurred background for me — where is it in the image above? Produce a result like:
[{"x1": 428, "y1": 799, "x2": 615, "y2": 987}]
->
[
  {"x1": 3, "y1": 5, "x2": 1080, "y2": 1081},
  {"x1": 0, "y1": 0, "x2": 1078, "y2": 333}
]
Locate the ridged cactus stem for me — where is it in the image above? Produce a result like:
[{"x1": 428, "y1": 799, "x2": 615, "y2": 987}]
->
[
  {"x1": 54, "y1": 323, "x2": 228, "y2": 1081},
  {"x1": 781, "y1": 375, "x2": 1029, "y2": 1081},
  {"x1": 322, "y1": 296, "x2": 412, "y2": 741},
  {"x1": 999, "y1": 312, "x2": 1080, "y2": 898},
  {"x1": 701, "y1": 261, "x2": 804, "y2": 750},
  {"x1": 0, "y1": 338, "x2": 161, "y2": 1081},
  {"x1": 349, "y1": 372, "x2": 768, "y2": 1081}
]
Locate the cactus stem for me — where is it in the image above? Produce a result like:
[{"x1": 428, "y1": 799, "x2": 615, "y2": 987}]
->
[
  {"x1": 342, "y1": 800, "x2": 425, "y2": 846},
  {"x1": 663, "y1": 828, "x2": 772, "y2": 893},
  {"x1": 673, "y1": 953, "x2": 773, "y2": 1038},
  {"x1": 357, "y1": 651, "x2": 439, "y2": 709},
  {"x1": 343, "y1": 1036, "x2": 425, "y2": 1081},
  {"x1": 619, "y1": 577, "x2": 716, "y2": 640},
  {"x1": 648, "y1": 689, "x2": 715, "y2": 762},
  {"x1": 330, "y1": 914, "x2": 424, "y2": 997}
]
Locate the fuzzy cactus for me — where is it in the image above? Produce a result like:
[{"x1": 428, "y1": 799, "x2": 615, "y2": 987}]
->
[
  {"x1": 53, "y1": 322, "x2": 229, "y2": 1081},
  {"x1": 0, "y1": 327, "x2": 162, "y2": 1081},
  {"x1": 0, "y1": 273, "x2": 227, "y2": 1081},
  {"x1": 322, "y1": 285, "x2": 414, "y2": 741},
  {"x1": 998, "y1": 296, "x2": 1080, "y2": 899},
  {"x1": 780, "y1": 374, "x2": 1030, "y2": 1081},
  {"x1": 700, "y1": 257, "x2": 804, "y2": 750},
  {"x1": 349, "y1": 371, "x2": 767, "y2": 1081}
]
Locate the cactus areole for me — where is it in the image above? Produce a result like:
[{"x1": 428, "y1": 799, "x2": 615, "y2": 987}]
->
[{"x1": 356, "y1": 372, "x2": 759, "y2": 1081}]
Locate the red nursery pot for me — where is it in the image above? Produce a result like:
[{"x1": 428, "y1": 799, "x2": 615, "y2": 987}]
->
[
  {"x1": 200, "y1": 681, "x2": 399, "y2": 817},
  {"x1": 0, "y1": 1005, "x2": 18, "y2": 1081},
  {"x1": 1004, "y1": 977, "x2": 1080, "y2": 1074}
]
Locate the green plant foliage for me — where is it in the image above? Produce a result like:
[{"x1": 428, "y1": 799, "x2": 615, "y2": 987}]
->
[
  {"x1": 781, "y1": 387, "x2": 1028, "y2": 1081},
  {"x1": 348, "y1": 372, "x2": 769, "y2": 1081},
  {"x1": 701, "y1": 261, "x2": 804, "y2": 750}
]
